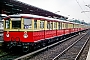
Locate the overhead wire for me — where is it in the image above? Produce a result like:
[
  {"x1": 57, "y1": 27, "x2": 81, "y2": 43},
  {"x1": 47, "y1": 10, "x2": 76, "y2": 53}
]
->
[
  {"x1": 82, "y1": 0, "x2": 90, "y2": 19},
  {"x1": 75, "y1": 0, "x2": 90, "y2": 20},
  {"x1": 82, "y1": 0, "x2": 90, "y2": 10},
  {"x1": 75, "y1": 0, "x2": 83, "y2": 10}
]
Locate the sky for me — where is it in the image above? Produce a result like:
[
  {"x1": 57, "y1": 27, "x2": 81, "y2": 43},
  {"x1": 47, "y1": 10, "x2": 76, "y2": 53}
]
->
[{"x1": 18, "y1": 0, "x2": 90, "y2": 23}]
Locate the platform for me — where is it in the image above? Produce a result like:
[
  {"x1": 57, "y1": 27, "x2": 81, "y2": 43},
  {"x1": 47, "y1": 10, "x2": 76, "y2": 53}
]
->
[{"x1": 86, "y1": 47, "x2": 90, "y2": 60}]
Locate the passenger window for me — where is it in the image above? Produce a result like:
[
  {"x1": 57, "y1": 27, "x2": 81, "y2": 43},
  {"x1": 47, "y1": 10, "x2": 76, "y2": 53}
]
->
[
  {"x1": 34, "y1": 20, "x2": 37, "y2": 29},
  {"x1": 60, "y1": 23, "x2": 62, "y2": 29},
  {"x1": 50, "y1": 22, "x2": 53, "y2": 30},
  {"x1": 58, "y1": 22, "x2": 61, "y2": 30},
  {"x1": 54, "y1": 22, "x2": 57, "y2": 29},
  {"x1": 62, "y1": 23, "x2": 65, "y2": 29},
  {"x1": 40, "y1": 21, "x2": 44, "y2": 29},
  {"x1": 24, "y1": 18, "x2": 32, "y2": 29},
  {"x1": 73, "y1": 24, "x2": 74, "y2": 28},
  {"x1": 66, "y1": 23, "x2": 68, "y2": 29},
  {"x1": 47, "y1": 21, "x2": 50, "y2": 29}
]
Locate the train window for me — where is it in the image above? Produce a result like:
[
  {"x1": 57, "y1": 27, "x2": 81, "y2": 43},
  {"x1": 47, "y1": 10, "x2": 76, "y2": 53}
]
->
[
  {"x1": 34, "y1": 20, "x2": 37, "y2": 29},
  {"x1": 11, "y1": 18, "x2": 21, "y2": 29},
  {"x1": 69, "y1": 24, "x2": 71, "y2": 28},
  {"x1": 24, "y1": 18, "x2": 32, "y2": 29},
  {"x1": 73, "y1": 24, "x2": 74, "y2": 28},
  {"x1": 58, "y1": 22, "x2": 61, "y2": 30},
  {"x1": 50, "y1": 22, "x2": 53, "y2": 30},
  {"x1": 12, "y1": 20, "x2": 21, "y2": 29},
  {"x1": 62, "y1": 23, "x2": 65, "y2": 29},
  {"x1": 47, "y1": 21, "x2": 50, "y2": 29},
  {"x1": 60, "y1": 23, "x2": 62, "y2": 29},
  {"x1": 40, "y1": 21, "x2": 44, "y2": 29},
  {"x1": 66, "y1": 23, "x2": 68, "y2": 29},
  {"x1": 54, "y1": 22, "x2": 57, "y2": 29},
  {"x1": 5, "y1": 19, "x2": 10, "y2": 29}
]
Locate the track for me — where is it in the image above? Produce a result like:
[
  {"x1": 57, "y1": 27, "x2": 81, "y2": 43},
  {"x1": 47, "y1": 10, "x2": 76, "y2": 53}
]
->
[
  {"x1": 0, "y1": 50, "x2": 25, "y2": 60},
  {"x1": 53, "y1": 32, "x2": 90, "y2": 60},
  {"x1": 14, "y1": 30, "x2": 89, "y2": 60}
]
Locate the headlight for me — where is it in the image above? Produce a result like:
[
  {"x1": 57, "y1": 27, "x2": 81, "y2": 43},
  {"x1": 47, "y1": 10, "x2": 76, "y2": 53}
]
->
[
  {"x1": 23, "y1": 34, "x2": 28, "y2": 38},
  {"x1": 6, "y1": 34, "x2": 9, "y2": 37}
]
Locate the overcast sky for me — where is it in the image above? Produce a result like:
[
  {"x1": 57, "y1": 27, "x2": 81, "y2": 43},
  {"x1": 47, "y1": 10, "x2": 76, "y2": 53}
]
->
[{"x1": 18, "y1": 0, "x2": 90, "y2": 23}]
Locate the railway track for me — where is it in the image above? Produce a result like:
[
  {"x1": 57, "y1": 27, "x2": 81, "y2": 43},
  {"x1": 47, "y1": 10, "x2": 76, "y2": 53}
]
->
[
  {"x1": 14, "y1": 31, "x2": 88, "y2": 60},
  {"x1": 0, "y1": 53, "x2": 23, "y2": 60},
  {"x1": 53, "y1": 32, "x2": 90, "y2": 60},
  {"x1": 0, "y1": 49, "x2": 25, "y2": 60},
  {"x1": 0, "y1": 47, "x2": 22, "y2": 60}
]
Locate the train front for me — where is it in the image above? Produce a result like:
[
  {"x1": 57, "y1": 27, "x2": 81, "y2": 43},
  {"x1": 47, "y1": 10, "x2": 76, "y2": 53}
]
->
[{"x1": 3, "y1": 15, "x2": 33, "y2": 52}]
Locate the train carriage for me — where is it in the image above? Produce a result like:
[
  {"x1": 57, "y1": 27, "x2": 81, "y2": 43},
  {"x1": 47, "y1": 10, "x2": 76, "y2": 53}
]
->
[{"x1": 3, "y1": 14, "x2": 88, "y2": 52}]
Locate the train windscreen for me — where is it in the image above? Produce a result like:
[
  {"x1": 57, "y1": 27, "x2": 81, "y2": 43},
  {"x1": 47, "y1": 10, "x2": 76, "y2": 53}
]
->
[{"x1": 11, "y1": 18, "x2": 21, "y2": 29}]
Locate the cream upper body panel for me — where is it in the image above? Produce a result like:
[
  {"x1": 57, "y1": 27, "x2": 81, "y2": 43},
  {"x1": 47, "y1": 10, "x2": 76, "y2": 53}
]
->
[{"x1": 4, "y1": 14, "x2": 87, "y2": 31}]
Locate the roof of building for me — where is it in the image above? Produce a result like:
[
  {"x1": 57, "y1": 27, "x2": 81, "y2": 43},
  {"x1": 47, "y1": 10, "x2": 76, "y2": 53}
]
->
[{"x1": 0, "y1": 0, "x2": 67, "y2": 19}]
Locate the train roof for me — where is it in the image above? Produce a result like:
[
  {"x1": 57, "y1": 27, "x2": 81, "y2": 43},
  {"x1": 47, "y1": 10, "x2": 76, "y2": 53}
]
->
[{"x1": 8, "y1": 14, "x2": 83, "y2": 25}]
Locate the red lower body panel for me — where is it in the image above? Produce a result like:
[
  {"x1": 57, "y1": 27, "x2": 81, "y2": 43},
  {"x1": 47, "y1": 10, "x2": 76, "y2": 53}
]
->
[
  {"x1": 64, "y1": 29, "x2": 70, "y2": 34},
  {"x1": 33, "y1": 31, "x2": 44, "y2": 42},
  {"x1": 4, "y1": 28, "x2": 80, "y2": 43},
  {"x1": 57, "y1": 29, "x2": 64, "y2": 36},
  {"x1": 45, "y1": 30, "x2": 56, "y2": 39},
  {"x1": 4, "y1": 31, "x2": 33, "y2": 42}
]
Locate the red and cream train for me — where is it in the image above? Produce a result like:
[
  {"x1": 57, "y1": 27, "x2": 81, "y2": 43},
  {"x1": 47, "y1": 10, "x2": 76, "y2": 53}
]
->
[{"x1": 3, "y1": 14, "x2": 89, "y2": 52}]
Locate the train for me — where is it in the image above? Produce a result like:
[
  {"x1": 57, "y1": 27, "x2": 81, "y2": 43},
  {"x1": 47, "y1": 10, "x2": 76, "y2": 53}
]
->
[
  {"x1": 0, "y1": 14, "x2": 7, "y2": 37},
  {"x1": 3, "y1": 14, "x2": 89, "y2": 52},
  {"x1": 0, "y1": 14, "x2": 7, "y2": 32}
]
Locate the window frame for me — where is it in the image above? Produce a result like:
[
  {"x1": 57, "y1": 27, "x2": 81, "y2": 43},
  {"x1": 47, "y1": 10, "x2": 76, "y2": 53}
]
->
[
  {"x1": 40, "y1": 20, "x2": 44, "y2": 29},
  {"x1": 34, "y1": 20, "x2": 37, "y2": 29},
  {"x1": 23, "y1": 18, "x2": 32, "y2": 29},
  {"x1": 5, "y1": 18, "x2": 10, "y2": 29}
]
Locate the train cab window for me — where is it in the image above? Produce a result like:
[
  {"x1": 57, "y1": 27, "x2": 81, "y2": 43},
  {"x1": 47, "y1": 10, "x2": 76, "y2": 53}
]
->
[
  {"x1": 5, "y1": 19, "x2": 10, "y2": 29},
  {"x1": 40, "y1": 21, "x2": 44, "y2": 29},
  {"x1": 34, "y1": 20, "x2": 37, "y2": 29},
  {"x1": 24, "y1": 18, "x2": 32, "y2": 29},
  {"x1": 12, "y1": 20, "x2": 21, "y2": 29},
  {"x1": 11, "y1": 18, "x2": 21, "y2": 29}
]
